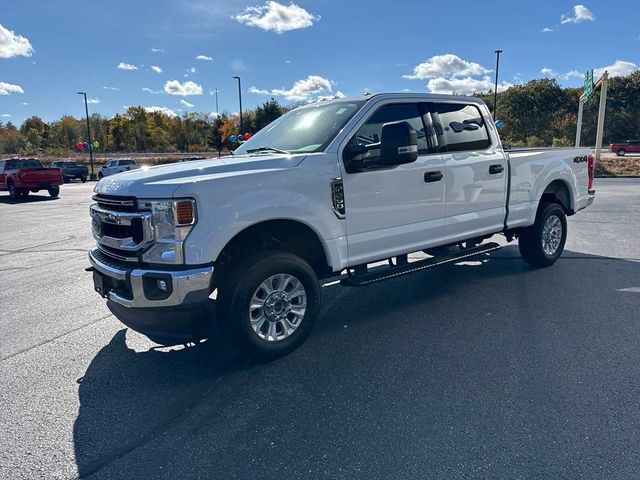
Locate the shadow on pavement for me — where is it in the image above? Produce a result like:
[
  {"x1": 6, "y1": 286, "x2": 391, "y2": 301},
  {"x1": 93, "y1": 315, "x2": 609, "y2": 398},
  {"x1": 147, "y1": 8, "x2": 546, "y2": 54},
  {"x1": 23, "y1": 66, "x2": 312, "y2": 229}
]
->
[
  {"x1": 73, "y1": 247, "x2": 640, "y2": 479},
  {"x1": 0, "y1": 193, "x2": 59, "y2": 204}
]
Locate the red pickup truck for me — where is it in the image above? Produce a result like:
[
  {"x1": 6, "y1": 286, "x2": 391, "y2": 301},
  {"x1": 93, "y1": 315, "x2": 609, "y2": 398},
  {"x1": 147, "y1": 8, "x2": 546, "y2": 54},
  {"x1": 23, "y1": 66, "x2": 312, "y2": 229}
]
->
[
  {"x1": 609, "y1": 140, "x2": 640, "y2": 156},
  {"x1": 0, "y1": 158, "x2": 63, "y2": 200}
]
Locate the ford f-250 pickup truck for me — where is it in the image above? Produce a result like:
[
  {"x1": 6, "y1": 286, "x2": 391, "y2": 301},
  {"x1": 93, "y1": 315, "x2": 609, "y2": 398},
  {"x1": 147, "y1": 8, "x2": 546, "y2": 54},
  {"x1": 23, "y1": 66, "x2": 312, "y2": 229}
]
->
[
  {"x1": 88, "y1": 93, "x2": 595, "y2": 360},
  {"x1": 0, "y1": 158, "x2": 63, "y2": 200}
]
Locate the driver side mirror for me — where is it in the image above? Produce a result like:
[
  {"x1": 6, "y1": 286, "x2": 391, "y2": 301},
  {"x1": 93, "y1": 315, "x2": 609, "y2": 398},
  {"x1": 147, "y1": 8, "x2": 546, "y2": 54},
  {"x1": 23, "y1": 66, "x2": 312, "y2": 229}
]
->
[{"x1": 344, "y1": 121, "x2": 418, "y2": 172}]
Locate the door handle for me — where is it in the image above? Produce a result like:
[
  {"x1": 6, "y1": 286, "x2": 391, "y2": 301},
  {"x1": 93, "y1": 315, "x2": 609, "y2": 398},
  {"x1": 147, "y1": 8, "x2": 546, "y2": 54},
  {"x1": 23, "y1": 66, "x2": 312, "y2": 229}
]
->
[
  {"x1": 489, "y1": 164, "x2": 504, "y2": 174},
  {"x1": 424, "y1": 171, "x2": 443, "y2": 183}
]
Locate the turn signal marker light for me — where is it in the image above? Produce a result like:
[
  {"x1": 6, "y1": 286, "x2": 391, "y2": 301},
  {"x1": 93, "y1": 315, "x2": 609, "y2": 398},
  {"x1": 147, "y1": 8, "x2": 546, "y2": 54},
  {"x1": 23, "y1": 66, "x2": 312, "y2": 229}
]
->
[{"x1": 175, "y1": 200, "x2": 195, "y2": 225}]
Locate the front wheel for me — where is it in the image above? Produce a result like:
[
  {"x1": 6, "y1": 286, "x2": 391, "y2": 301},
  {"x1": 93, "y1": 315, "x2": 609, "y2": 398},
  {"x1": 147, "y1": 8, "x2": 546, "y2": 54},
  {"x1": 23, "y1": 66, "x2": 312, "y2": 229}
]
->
[
  {"x1": 98, "y1": 172, "x2": 103, "y2": 180},
  {"x1": 518, "y1": 202, "x2": 567, "y2": 267},
  {"x1": 48, "y1": 187, "x2": 60, "y2": 198},
  {"x1": 617, "y1": 149, "x2": 626, "y2": 156},
  {"x1": 218, "y1": 251, "x2": 321, "y2": 361},
  {"x1": 81, "y1": 175, "x2": 87, "y2": 183}
]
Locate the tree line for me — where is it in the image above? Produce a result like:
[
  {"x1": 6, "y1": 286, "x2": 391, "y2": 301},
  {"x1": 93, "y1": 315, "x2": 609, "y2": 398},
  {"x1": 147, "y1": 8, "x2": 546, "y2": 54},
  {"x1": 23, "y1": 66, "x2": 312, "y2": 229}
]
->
[{"x1": 1, "y1": 72, "x2": 639, "y2": 156}]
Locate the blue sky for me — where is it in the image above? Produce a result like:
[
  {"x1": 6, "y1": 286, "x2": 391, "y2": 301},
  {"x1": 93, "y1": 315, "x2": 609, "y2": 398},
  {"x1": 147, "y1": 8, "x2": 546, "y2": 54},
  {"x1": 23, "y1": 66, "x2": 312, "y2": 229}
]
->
[{"x1": 1, "y1": 0, "x2": 638, "y2": 125}]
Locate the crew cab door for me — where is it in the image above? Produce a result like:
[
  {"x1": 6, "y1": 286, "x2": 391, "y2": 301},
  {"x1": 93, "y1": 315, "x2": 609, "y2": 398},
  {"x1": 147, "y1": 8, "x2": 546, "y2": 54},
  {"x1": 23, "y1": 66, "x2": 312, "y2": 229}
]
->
[
  {"x1": 429, "y1": 101, "x2": 508, "y2": 241},
  {"x1": 340, "y1": 101, "x2": 446, "y2": 265}
]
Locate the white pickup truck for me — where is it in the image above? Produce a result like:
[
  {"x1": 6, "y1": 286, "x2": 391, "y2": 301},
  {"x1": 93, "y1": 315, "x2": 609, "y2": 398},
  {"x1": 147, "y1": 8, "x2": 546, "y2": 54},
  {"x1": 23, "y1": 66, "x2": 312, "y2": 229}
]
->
[{"x1": 88, "y1": 93, "x2": 595, "y2": 360}]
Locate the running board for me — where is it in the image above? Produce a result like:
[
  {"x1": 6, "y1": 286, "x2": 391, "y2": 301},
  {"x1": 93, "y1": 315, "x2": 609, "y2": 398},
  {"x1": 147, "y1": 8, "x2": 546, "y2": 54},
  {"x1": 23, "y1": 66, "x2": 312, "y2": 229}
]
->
[{"x1": 340, "y1": 242, "x2": 501, "y2": 287}]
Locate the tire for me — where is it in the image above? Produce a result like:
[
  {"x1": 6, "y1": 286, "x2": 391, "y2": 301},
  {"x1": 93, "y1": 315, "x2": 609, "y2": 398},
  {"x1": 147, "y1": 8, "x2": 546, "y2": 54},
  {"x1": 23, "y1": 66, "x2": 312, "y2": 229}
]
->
[
  {"x1": 81, "y1": 176, "x2": 87, "y2": 183},
  {"x1": 518, "y1": 202, "x2": 567, "y2": 268},
  {"x1": 20, "y1": 189, "x2": 29, "y2": 198},
  {"x1": 617, "y1": 149, "x2": 626, "y2": 156},
  {"x1": 63, "y1": 177, "x2": 70, "y2": 184},
  {"x1": 8, "y1": 181, "x2": 18, "y2": 201},
  {"x1": 98, "y1": 172, "x2": 103, "y2": 180},
  {"x1": 48, "y1": 187, "x2": 60, "y2": 198},
  {"x1": 218, "y1": 251, "x2": 321, "y2": 361}
]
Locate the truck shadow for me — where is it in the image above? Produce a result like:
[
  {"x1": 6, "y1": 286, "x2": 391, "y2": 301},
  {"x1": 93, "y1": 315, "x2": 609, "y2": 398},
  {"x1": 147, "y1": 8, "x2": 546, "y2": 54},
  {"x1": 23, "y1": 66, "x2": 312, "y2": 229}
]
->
[
  {"x1": 0, "y1": 193, "x2": 59, "y2": 204},
  {"x1": 73, "y1": 247, "x2": 640, "y2": 478}
]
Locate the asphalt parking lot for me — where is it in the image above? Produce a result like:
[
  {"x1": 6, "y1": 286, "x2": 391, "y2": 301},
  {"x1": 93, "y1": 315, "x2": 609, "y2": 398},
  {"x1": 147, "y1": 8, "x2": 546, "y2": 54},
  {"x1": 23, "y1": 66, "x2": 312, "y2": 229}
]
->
[{"x1": 1, "y1": 179, "x2": 639, "y2": 479}]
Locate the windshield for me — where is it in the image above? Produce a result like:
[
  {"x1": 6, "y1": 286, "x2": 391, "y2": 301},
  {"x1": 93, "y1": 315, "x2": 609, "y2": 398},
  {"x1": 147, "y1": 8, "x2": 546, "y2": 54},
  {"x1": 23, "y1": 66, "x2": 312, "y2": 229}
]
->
[
  {"x1": 234, "y1": 100, "x2": 364, "y2": 155},
  {"x1": 7, "y1": 159, "x2": 43, "y2": 169}
]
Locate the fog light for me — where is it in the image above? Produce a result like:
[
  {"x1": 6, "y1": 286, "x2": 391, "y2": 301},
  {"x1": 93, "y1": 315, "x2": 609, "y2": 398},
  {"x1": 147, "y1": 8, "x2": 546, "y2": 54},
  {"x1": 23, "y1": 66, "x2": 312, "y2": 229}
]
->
[{"x1": 157, "y1": 279, "x2": 168, "y2": 291}]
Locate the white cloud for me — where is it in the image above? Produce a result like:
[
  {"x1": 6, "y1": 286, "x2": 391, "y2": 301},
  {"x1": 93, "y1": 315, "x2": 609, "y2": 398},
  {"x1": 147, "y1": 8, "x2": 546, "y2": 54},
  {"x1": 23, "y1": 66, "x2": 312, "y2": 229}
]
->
[
  {"x1": 103, "y1": 86, "x2": 120, "y2": 91},
  {"x1": 542, "y1": 27, "x2": 554, "y2": 32},
  {"x1": 595, "y1": 60, "x2": 638, "y2": 78},
  {"x1": 564, "y1": 70, "x2": 583, "y2": 80},
  {"x1": 196, "y1": 54, "x2": 213, "y2": 61},
  {"x1": 164, "y1": 80, "x2": 203, "y2": 96},
  {"x1": 0, "y1": 81, "x2": 25, "y2": 95},
  {"x1": 117, "y1": 62, "x2": 138, "y2": 70},
  {"x1": 249, "y1": 75, "x2": 333, "y2": 101},
  {"x1": 151, "y1": 48, "x2": 164, "y2": 53},
  {"x1": 426, "y1": 76, "x2": 513, "y2": 95},
  {"x1": 188, "y1": 66, "x2": 196, "y2": 73},
  {"x1": 21, "y1": 102, "x2": 28, "y2": 105},
  {"x1": 561, "y1": 5, "x2": 595, "y2": 24},
  {"x1": 142, "y1": 87, "x2": 162, "y2": 94},
  {"x1": 180, "y1": 99, "x2": 194, "y2": 108},
  {"x1": 231, "y1": 59, "x2": 246, "y2": 71},
  {"x1": 234, "y1": 1, "x2": 319, "y2": 33},
  {"x1": 86, "y1": 97, "x2": 100, "y2": 104},
  {"x1": 403, "y1": 54, "x2": 491, "y2": 80},
  {"x1": 1, "y1": 113, "x2": 11, "y2": 118},
  {"x1": 0, "y1": 23, "x2": 34, "y2": 58},
  {"x1": 151, "y1": 65, "x2": 162, "y2": 73},
  {"x1": 143, "y1": 106, "x2": 177, "y2": 117},
  {"x1": 541, "y1": 67, "x2": 557, "y2": 77}
]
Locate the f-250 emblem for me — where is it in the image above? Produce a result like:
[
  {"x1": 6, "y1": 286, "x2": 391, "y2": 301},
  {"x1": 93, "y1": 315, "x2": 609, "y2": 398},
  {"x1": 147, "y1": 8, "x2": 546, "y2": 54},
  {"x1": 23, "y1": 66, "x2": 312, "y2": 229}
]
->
[{"x1": 573, "y1": 155, "x2": 588, "y2": 163}]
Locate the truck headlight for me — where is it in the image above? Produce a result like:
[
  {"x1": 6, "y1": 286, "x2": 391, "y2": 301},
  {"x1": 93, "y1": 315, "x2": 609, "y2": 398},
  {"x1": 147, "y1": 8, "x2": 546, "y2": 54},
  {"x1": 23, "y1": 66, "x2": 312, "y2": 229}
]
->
[{"x1": 137, "y1": 199, "x2": 196, "y2": 264}]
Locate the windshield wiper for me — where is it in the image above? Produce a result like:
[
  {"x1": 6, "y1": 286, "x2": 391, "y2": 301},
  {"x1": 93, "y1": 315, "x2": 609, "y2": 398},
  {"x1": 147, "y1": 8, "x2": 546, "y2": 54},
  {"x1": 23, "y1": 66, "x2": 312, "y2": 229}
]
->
[{"x1": 246, "y1": 146, "x2": 291, "y2": 155}]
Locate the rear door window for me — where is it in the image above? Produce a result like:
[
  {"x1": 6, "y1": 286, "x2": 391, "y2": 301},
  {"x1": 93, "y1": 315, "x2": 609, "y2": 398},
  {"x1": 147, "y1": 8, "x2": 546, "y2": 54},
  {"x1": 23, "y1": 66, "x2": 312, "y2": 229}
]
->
[{"x1": 429, "y1": 103, "x2": 491, "y2": 152}]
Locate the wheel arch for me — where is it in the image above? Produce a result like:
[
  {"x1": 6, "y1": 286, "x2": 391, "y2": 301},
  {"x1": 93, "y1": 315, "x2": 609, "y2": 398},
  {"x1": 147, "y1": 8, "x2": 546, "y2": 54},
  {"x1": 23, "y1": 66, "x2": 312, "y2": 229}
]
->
[
  {"x1": 540, "y1": 179, "x2": 574, "y2": 215},
  {"x1": 215, "y1": 219, "x2": 333, "y2": 280}
]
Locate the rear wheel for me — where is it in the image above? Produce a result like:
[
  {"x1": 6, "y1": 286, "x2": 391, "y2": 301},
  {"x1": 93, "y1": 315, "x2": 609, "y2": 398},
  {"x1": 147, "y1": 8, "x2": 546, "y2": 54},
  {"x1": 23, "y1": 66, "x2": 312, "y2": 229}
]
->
[
  {"x1": 518, "y1": 202, "x2": 567, "y2": 267},
  {"x1": 48, "y1": 187, "x2": 60, "y2": 198},
  {"x1": 81, "y1": 175, "x2": 87, "y2": 183},
  {"x1": 617, "y1": 149, "x2": 626, "y2": 156},
  {"x1": 218, "y1": 251, "x2": 321, "y2": 361}
]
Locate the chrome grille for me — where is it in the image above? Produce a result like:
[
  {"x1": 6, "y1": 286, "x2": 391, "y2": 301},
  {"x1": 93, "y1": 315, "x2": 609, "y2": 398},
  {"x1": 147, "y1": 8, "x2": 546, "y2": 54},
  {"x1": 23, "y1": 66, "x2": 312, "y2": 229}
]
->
[{"x1": 93, "y1": 194, "x2": 138, "y2": 212}]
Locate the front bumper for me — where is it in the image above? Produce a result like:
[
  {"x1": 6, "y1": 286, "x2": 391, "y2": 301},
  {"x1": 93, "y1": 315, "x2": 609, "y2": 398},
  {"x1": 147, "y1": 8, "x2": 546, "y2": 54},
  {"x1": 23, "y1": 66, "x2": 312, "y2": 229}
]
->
[{"x1": 88, "y1": 248, "x2": 213, "y2": 308}]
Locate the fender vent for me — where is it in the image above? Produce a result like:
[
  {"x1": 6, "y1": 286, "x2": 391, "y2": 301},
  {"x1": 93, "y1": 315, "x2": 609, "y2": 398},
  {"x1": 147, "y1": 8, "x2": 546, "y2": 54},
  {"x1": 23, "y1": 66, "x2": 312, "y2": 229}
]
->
[{"x1": 331, "y1": 178, "x2": 345, "y2": 217}]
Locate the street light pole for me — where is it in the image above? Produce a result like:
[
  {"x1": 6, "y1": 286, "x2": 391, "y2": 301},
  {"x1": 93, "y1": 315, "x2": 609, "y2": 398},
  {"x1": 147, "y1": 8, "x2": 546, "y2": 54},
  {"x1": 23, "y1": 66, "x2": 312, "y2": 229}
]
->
[
  {"x1": 77, "y1": 91, "x2": 96, "y2": 180},
  {"x1": 214, "y1": 88, "x2": 219, "y2": 115},
  {"x1": 233, "y1": 76, "x2": 243, "y2": 135},
  {"x1": 493, "y1": 49, "x2": 503, "y2": 119}
]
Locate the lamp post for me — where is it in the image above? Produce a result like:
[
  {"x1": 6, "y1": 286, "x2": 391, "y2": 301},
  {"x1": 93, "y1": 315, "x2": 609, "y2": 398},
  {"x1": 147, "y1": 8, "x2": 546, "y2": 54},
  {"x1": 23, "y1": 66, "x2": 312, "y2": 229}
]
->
[
  {"x1": 232, "y1": 76, "x2": 243, "y2": 135},
  {"x1": 493, "y1": 50, "x2": 503, "y2": 119},
  {"x1": 77, "y1": 91, "x2": 96, "y2": 180},
  {"x1": 214, "y1": 88, "x2": 219, "y2": 115}
]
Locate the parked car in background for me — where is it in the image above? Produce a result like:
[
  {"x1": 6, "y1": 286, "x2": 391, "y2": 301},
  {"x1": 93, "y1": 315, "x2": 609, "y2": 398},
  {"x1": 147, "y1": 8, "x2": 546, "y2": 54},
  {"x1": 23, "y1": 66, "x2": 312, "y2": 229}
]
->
[
  {"x1": 49, "y1": 160, "x2": 88, "y2": 183},
  {"x1": 609, "y1": 140, "x2": 640, "y2": 156},
  {"x1": 98, "y1": 159, "x2": 139, "y2": 179},
  {"x1": 0, "y1": 158, "x2": 63, "y2": 200}
]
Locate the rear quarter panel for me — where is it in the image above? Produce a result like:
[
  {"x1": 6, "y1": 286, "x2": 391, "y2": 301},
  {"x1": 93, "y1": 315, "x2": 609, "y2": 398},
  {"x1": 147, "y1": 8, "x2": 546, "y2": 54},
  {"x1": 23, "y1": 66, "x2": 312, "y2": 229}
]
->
[{"x1": 506, "y1": 147, "x2": 591, "y2": 228}]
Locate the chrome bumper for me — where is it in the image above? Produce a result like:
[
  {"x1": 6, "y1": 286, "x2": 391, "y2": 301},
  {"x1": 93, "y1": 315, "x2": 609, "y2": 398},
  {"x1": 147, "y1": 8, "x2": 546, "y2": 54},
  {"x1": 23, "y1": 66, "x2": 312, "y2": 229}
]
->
[{"x1": 89, "y1": 249, "x2": 213, "y2": 308}]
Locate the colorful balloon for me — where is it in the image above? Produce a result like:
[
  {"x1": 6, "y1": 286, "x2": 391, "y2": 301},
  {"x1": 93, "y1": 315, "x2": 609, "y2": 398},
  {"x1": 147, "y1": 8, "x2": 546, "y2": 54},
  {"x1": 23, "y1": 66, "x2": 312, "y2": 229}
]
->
[
  {"x1": 76, "y1": 142, "x2": 83, "y2": 150},
  {"x1": 229, "y1": 135, "x2": 237, "y2": 143},
  {"x1": 92, "y1": 140, "x2": 100, "y2": 149},
  {"x1": 244, "y1": 133, "x2": 251, "y2": 140}
]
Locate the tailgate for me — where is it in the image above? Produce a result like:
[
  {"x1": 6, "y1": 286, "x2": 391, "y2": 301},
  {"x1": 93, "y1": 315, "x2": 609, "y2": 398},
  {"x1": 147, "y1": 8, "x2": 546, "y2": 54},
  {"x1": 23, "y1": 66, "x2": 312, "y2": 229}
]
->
[{"x1": 21, "y1": 168, "x2": 62, "y2": 182}]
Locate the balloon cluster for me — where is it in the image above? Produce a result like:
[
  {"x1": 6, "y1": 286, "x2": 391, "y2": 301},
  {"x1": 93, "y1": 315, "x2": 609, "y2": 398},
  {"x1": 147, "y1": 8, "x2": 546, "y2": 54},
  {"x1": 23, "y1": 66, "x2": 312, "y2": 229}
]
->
[
  {"x1": 76, "y1": 140, "x2": 100, "y2": 151},
  {"x1": 228, "y1": 133, "x2": 252, "y2": 144}
]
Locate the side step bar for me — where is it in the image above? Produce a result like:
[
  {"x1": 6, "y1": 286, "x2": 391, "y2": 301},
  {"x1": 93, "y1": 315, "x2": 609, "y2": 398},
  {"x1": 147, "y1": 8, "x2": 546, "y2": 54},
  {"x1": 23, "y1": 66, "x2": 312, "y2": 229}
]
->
[{"x1": 340, "y1": 242, "x2": 501, "y2": 287}]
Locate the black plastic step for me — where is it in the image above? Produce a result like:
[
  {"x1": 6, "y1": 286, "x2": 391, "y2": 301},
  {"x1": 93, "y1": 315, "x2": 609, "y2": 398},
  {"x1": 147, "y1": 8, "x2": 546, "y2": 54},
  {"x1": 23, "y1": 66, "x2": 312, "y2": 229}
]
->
[{"x1": 340, "y1": 242, "x2": 501, "y2": 287}]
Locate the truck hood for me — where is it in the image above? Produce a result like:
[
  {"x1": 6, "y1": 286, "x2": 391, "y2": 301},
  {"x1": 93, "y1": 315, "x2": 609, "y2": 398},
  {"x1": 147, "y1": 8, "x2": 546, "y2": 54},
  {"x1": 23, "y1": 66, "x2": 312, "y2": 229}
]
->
[{"x1": 94, "y1": 154, "x2": 307, "y2": 197}]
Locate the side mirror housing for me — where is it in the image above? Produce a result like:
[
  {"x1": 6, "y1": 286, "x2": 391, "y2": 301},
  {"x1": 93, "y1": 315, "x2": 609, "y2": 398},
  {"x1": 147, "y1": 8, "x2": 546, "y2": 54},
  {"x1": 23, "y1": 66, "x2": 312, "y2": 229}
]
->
[{"x1": 379, "y1": 121, "x2": 418, "y2": 166}]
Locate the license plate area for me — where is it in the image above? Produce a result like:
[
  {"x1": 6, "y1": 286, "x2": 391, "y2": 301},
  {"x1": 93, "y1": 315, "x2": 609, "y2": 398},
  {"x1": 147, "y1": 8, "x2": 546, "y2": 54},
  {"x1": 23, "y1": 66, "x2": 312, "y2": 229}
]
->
[{"x1": 93, "y1": 271, "x2": 110, "y2": 298}]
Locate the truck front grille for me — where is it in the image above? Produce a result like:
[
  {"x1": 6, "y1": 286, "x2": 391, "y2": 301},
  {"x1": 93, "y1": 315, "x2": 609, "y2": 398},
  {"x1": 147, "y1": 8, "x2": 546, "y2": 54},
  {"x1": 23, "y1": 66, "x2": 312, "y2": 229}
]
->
[{"x1": 93, "y1": 194, "x2": 138, "y2": 212}]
